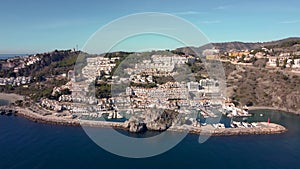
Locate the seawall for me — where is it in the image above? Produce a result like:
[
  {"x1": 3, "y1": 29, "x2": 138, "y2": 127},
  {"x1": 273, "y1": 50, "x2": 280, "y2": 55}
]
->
[{"x1": 3, "y1": 107, "x2": 288, "y2": 136}]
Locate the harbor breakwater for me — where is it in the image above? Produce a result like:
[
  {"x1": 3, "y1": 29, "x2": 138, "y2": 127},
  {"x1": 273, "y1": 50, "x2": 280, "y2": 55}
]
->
[{"x1": 1, "y1": 106, "x2": 288, "y2": 136}]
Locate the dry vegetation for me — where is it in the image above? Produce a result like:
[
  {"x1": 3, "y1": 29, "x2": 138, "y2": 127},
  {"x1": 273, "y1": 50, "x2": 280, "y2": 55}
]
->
[{"x1": 224, "y1": 62, "x2": 300, "y2": 113}]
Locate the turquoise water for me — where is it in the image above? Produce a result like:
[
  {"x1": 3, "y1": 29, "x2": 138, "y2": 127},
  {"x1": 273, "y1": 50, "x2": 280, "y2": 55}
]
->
[{"x1": 0, "y1": 109, "x2": 299, "y2": 169}]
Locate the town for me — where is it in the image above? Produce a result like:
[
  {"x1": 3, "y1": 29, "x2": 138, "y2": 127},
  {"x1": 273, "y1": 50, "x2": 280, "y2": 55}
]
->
[{"x1": 0, "y1": 39, "x2": 298, "y2": 132}]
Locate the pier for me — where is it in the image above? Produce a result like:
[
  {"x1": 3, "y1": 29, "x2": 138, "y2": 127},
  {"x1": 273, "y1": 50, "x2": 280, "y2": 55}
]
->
[
  {"x1": 199, "y1": 107, "x2": 218, "y2": 118},
  {"x1": 169, "y1": 122, "x2": 287, "y2": 136}
]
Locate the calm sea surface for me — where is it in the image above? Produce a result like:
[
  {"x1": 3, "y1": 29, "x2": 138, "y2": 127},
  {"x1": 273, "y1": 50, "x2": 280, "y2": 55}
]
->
[
  {"x1": 0, "y1": 109, "x2": 299, "y2": 169},
  {"x1": 0, "y1": 54, "x2": 29, "y2": 60}
]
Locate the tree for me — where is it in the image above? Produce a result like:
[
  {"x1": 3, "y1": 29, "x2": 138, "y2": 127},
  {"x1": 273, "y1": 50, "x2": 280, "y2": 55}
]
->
[
  {"x1": 276, "y1": 58, "x2": 280, "y2": 67},
  {"x1": 290, "y1": 57, "x2": 295, "y2": 68},
  {"x1": 15, "y1": 100, "x2": 23, "y2": 107},
  {"x1": 282, "y1": 58, "x2": 288, "y2": 69}
]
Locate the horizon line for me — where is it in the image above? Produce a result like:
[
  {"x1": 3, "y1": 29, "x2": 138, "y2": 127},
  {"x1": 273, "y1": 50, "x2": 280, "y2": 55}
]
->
[{"x1": 1, "y1": 36, "x2": 300, "y2": 55}]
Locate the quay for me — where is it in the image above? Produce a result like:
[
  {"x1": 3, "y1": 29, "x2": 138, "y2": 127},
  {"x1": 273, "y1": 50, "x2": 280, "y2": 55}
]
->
[
  {"x1": 0, "y1": 106, "x2": 287, "y2": 136},
  {"x1": 168, "y1": 122, "x2": 287, "y2": 136}
]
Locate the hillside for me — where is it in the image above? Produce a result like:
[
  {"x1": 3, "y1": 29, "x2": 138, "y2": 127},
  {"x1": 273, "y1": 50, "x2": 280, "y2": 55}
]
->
[
  {"x1": 210, "y1": 37, "x2": 300, "y2": 52},
  {"x1": 175, "y1": 37, "x2": 300, "y2": 54},
  {"x1": 0, "y1": 50, "x2": 82, "y2": 78},
  {"x1": 0, "y1": 50, "x2": 86, "y2": 100},
  {"x1": 174, "y1": 37, "x2": 300, "y2": 113},
  {"x1": 224, "y1": 63, "x2": 300, "y2": 113},
  {"x1": 1, "y1": 37, "x2": 300, "y2": 113}
]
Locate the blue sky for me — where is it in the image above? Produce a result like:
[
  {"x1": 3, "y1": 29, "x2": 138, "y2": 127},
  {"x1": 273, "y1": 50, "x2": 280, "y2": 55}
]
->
[{"x1": 1, "y1": 0, "x2": 300, "y2": 53}]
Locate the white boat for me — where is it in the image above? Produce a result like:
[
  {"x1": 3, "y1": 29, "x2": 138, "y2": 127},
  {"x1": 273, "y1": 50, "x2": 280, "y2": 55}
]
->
[
  {"x1": 251, "y1": 123, "x2": 260, "y2": 127},
  {"x1": 232, "y1": 109, "x2": 238, "y2": 116},
  {"x1": 107, "y1": 113, "x2": 113, "y2": 119},
  {"x1": 242, "y1": 122, "x2": 252, "y2": 128},
  {"x1": 213, "y1": 123, "x2": 225, "y2": 129},
  {"x1": 218, "y1": 124, "x2": 225, "y2": 128},
  {"x1": 230, "y1": 123, "x2": 236, "y2": 128},
  {"x1": 227, "y1": 114, "x2": 233, "y2": 118},
  {"x1": 233, "y1": 121, "x2": 244, "y2": 128},
  {"x1": 116, "y1": 112, "x2": 123, "y2": 119}
]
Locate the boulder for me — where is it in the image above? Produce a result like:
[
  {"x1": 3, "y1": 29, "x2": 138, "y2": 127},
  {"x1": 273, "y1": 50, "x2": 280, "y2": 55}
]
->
[
  {"x1": 126, "y1": 116, "x2": 146, "y2": 133},
  {"x1": 126, "y1": 109, "x2": 179, "y2": 133}
]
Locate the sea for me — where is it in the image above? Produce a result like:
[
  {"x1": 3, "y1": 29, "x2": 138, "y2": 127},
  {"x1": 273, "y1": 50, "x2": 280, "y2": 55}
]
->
[
  {"x1": 0, "y1": 101, "x2": 299, "y2": 169},
  {"x1": 0, "y1": 54, "x2": 30, "y2": 60}
]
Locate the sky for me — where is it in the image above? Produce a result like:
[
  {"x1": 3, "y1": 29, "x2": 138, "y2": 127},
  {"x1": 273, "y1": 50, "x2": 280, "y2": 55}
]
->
[{"x1": 1, "y1": 0, "x2": 300, "y2": 54}]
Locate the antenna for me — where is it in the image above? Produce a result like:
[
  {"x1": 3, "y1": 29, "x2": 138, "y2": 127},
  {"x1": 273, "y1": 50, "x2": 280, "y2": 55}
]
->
[{"x1": 76, "y1": 44, "x2": 78, "y2": 51}]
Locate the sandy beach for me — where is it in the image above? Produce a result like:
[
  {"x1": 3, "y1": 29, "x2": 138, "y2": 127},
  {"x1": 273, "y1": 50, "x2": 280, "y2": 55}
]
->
[{"x1": 0, "y1": 93, "x2": 24, "y2": 103}]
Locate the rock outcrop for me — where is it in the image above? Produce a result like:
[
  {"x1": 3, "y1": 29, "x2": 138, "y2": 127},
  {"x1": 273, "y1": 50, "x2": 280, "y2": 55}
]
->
[
  {"x1": 125, "y1": 109, "x2": 180, "y2": 133},
  {"x1": 125, "y1": 116, "x2": 146, "y2": 133}
]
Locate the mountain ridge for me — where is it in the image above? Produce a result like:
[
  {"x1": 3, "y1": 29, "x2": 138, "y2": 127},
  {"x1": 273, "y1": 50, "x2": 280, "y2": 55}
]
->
[{"x1": 175, "y1": 37, "x2": 300, "y2": 55}]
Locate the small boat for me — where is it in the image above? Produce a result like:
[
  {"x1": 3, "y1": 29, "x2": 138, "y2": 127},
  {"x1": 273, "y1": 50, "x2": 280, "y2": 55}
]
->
[
  {"x1": 231, "y1": 123, "x2": 238, "y2": 128},
  {"x1": 116, "y1": 112, "x2": 123, "y2": 119},
  {"x1": 242, "y1": 122, "x2": 252, "y2": 128},
  {"x1": 227, "y1": 114, "x2": 233, "y2": 118},
  {"x1": 107, "y1": 113, "x2": 113, "y2": 119},
  {"x1": 251, "y1": 123, "x2": 260, "y2": 127},
  {"x1": 233, "y1": 121, "x2": 244, "y2": 128},
  {"x1": 213, "y1": 123, "x2": 225, "y2": 129}
]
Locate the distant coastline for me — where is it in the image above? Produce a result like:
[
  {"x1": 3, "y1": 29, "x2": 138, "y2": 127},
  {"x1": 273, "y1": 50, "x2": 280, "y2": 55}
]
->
[{"x1": 0, "y1": 54, "x2": 30, "y2": 60}]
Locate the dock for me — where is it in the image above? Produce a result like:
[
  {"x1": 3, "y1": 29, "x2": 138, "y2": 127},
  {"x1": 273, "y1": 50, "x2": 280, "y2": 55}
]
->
[
  {"x1": 199, "y1": 107, "x2": 218, "y2": 118},
  {"x1": 168, "y1": 122, "x2": 287, "y2": 136}
]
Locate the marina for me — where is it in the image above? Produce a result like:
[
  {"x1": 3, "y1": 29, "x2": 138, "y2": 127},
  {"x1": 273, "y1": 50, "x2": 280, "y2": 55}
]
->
[{"x1": 0, "y1": 105, "x2": 287, "y2": 136}]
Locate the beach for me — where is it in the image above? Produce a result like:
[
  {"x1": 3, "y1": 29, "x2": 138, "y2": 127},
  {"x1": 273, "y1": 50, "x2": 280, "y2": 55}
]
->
[{"x1": 0, "y1": 93, "x2": 24, "y2": 103}]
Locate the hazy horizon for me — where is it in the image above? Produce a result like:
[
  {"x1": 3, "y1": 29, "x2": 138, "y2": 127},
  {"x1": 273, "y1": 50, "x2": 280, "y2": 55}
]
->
[{"x1": 1, "y1": 36, "x2": 300, "y2": 56}]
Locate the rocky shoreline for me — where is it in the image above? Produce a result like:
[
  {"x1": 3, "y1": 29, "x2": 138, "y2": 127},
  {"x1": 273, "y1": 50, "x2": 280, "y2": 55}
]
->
[{"x1": 0, "y1": 106, "x2": 287, "y2": 136}]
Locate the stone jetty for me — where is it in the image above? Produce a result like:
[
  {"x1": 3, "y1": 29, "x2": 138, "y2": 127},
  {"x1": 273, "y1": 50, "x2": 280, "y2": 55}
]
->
[
  {"x1": 168, "y1": 122, "x2": 287, "y2": 136},
  {"x1": 0, "y1": 106, "x2": 288, "y2": 136}
]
